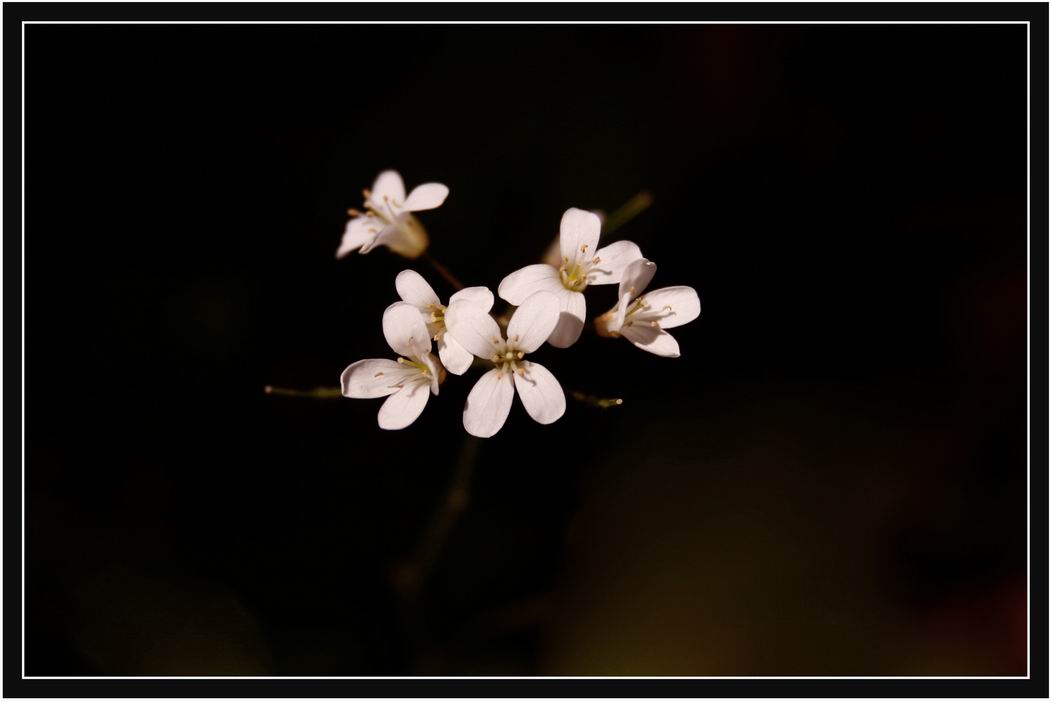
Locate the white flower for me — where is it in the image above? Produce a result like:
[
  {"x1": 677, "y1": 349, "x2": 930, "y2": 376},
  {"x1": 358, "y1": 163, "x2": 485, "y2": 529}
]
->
[
  {"x1": 340, "y1": 302, "x2": 444, "y2": 430},
  {"x1": 497, "y1": 207, "x2": 642, "y2": 348},
  {"x1": 336, "y1": 170, "x2": 449, "y2": 259},
  {"x1": 445, "y1": 291, "x2": 566, "y2": 438},
  {"x1": 394, "y1": 269, "x2": 495, "y2": 376},
  {"x1": 597, "y1": 258, "x2": 701, "y2": 358}
]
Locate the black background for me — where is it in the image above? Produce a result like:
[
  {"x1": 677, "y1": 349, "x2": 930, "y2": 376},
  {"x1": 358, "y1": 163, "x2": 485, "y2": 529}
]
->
[{"x1": 23, "y1": 21, "x2": 1029, "y2": 676}]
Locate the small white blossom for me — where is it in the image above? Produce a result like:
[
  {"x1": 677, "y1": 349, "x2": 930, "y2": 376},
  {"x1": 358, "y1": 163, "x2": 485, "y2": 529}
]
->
[
  {"x1": 598, "y1": 258, "x2": 701, "y2": 357},
  {"x1": 498, "y1": 208, "x2": 642, "y2": 348},
  {"x1": 340, "y1": 302, "x2": 443, "y2": 429},
  {"x1": 394, "y1": 269, "x2": 495, "y2": 376},
  {"x1": 445, "y1": 291, "x2": 566, "y2": 438},
  {"x1": 336, "y1": 170, "x2": 449, "y2": 259}
]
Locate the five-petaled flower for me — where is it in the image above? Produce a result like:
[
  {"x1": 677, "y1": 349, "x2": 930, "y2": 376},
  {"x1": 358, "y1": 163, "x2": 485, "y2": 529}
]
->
[
  {"x1": 498, "y1": 208, "x2": 642, "y2": 348},
  {"x1": 340, "y1": 302, "x2": 444, "y2": 429},
  {"x1": 446, "y1": 291, "x2": 566, "y2": 438},
  {"x1": 394, "y1": 269, "x2": 495, "y2": 376},
  {"x1": 596, "y1": 257, "x2": 701, "y2": 357},
  {"x1": 336, "y1": 170, "x2": 449, "y2": 259}
]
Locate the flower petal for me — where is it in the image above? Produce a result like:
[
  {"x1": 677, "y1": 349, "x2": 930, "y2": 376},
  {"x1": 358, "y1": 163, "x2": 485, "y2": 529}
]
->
[
  {"x1": 438, "y1": 332, "x2": 475, "y2": 375},
  {"x1": 497, "y1": 264, "x2": 562, "y2": 305},
  {"x1": 368, "y1": 213, "x2": 428, "y2": 258},
  {"x1": 513, "y1": 361, "x2": 565, "y2": 425},
  {"x1": 418, "y1": 351, "x2": 441, "y2": 395},
  {"x1": 368, "y1": 170, "x2": 406, "y2": 210},
  {"x1": 449, "y1": 286, "x2": 494, "y2": 313},
  {"x1": 611, "y1": 258, "x2": 657, "y2": 331},
  {"x1": 463, "y1": 368, "x2": 515, "y2": 438},
  {"x1": 547, "y1": 289, "x2": 586, "y2": 348},
  {"x1": 640, "y1": 286, "x2": 701, "y2": 329},
  {"x1": 445, "y1": 300, "x2": 502, "y2": 359},
  {"x1": 621, "y1": 323, "x2": 681, "y2": 357},
  {"x1": 402, "y1": 183, "x2": 449, "y2": 212},
  {"x1": 618, "y1": 258, "x2": 657, "y2": 301},
  {"x1": 382, "y1": 302, "x2": 433, "y2": 358},
  {"x1": 340, "y1": 358, "x2": 415, "y2": 398},
  {"x1": 559, "y1": 207, "x2": 602, "y2": 265},
  {"x1": 507, "y1": 291, "x2": 560, "y2": 352},
  {"x1": 589, "y1": 240, "x2": 643, "y2": 286},
  {"x1": 361, "y1": 222, "x2": 398, "y2": 253},
  {"x1": 377, "y1": 381, "x2": 430, "y2": 430},
  {"x1": 336, "y1": 216, "x2": 379, "y2": 258},
  {"x1": 395, "y1": 269, "x2": 440, "y2": 309}
]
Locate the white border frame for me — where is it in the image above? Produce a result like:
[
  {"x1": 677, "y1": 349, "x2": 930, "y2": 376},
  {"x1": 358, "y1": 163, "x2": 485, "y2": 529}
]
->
[{"x1": 16, "y1": 17, "x2": 1033, "y2": 684}]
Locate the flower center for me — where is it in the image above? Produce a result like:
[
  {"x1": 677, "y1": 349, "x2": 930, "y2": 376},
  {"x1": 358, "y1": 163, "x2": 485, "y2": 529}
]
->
[
  {"x1": 361, "y1": 188, "x2": 403, "y2": 224},
  {"x1": 490, "y1": 337, "x2": 527, "y2": 376},
  {"x1": 397, "y1": 356, "x2": 431, "y2": 376},
  {"x1": 428, "y1": 304, "x2": 446, "y2": 326},
  {"x1": 559, "y1": 246, "x2": 603, "y2": 292},
  {"x1": 624, "y1": 296, "x2": 676, "y2": 328}
]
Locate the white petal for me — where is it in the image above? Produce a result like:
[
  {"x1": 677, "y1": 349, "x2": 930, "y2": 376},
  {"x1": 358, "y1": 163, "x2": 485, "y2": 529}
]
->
[
  {"x1": 589, "y1": 240, "x2": 643, "y2": 286},
  {"x1": 395, "y1": 269, "x2": 440, "y2": 309},
  {"x1": 377, "y1": 381, "x2": 430, "y2": 430},
  {"x1": 506, "y1": 291, "x2": 560, "y2": 352},
  {"x1": 547, "y1": 289, "x2": 586, "y2": 348},
  {"x1": 463, "y1": 369, "x2": 515, "y2": 438},
  {"x1": 497, "y1": 264, "x2": 562, "y2": 305},
  {"x1": 611, "y1": 258, "x2": 657, "y2": 331},
  {"x1": 559, "y1": 207, "x2": 602, "y2": 264},
  {"x1": 641, "y1": 286, "x2": 701, "y2": 329},
  {"x1": 513, "y1": 362, "x2": 565, "y2": 425},
  {"x1": 418, "y1": 351, "x2": 441, "y2": 395},
  {"x1": 621, "y1": 324, "x2": 681, "y2": 357},
  {"x1": 340, "y1": 358, "x2": 414, "y2": 398},
  {"x1": 368, "y1": 213, "x2": 428, "y2": 258},
  {"x1": 368, "y1": 170, "x2": 406, "y2": 210},
  {"x1": 541, "y1": 235, "x2": 562, "y2": 268},
  {"x1": 438, "y1": 332, "x2": 475, "y2": 376},
  {"x1": 361, "y1": 222, "x2": 398, "y2": 253},
  {"x1": 445, "y1": 300, "x2": 502, "y2": 359},
  {"x1": 618, "y1": 258, "x2": 657, "y2": 301},
  {"x1": 449, "y1": 286, "x2": 494, "y2": 313},
  {"x1": 382, "y1": 302, "x2": 433, "y2": 358},
  {"x1": 336, "y1": 216, "x2": 379, "y2": 258},
  {"x1": 402, "y1": 183, "x2": 449, "y2": 212}
]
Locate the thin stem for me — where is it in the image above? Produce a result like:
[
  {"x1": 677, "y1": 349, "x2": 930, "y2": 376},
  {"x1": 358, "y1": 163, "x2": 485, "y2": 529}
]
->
[
  {"x1": 602, "y1": 190, "x2": 655, "y2": 237},
  {"x1": 423, "y1": 252, "x2": 464, "y2": 291},
  {"x1": 263, "y1": 385, "x2": 343, "y2": 399},
  {"x1": 392, "y1": 435, "x2": 481, "y2": 595},
  {"x1": 569, "y1": 390, "x2": 624, "y2": 409}
]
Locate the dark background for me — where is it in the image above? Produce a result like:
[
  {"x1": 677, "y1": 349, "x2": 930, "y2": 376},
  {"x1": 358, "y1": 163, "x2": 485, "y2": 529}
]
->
[{"x1": 24, "y1": 23, "x2": 1028, "y2": 675}]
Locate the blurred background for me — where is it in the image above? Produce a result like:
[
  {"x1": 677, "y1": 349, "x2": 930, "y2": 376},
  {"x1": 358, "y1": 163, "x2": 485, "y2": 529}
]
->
[{"x1": 24, "y1": 24, "x2": 1027, "y2": 676}]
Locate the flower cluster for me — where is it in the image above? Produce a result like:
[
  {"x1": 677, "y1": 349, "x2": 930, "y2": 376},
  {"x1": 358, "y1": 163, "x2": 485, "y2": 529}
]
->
[{"x1": 339, "y1": 170, "x2": 701, "y2": 438}]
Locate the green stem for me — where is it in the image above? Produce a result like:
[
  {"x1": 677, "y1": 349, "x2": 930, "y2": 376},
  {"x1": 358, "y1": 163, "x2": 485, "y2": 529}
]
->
[
  {"x1": 602, "y1": 190, "x2": 654, "y2": 237},
  {"x1": 393, "y1": 436, "x2": 481, "y2": 595},
  {"x1": 423, "y1": 252, "x2": 465, "y2": 291},
  {"x1": 569, "y1": 390, "x2": 624, "y2": 409},
  {"x1": 263, "y1": 385, "x2": 342, "y2": 399}
]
